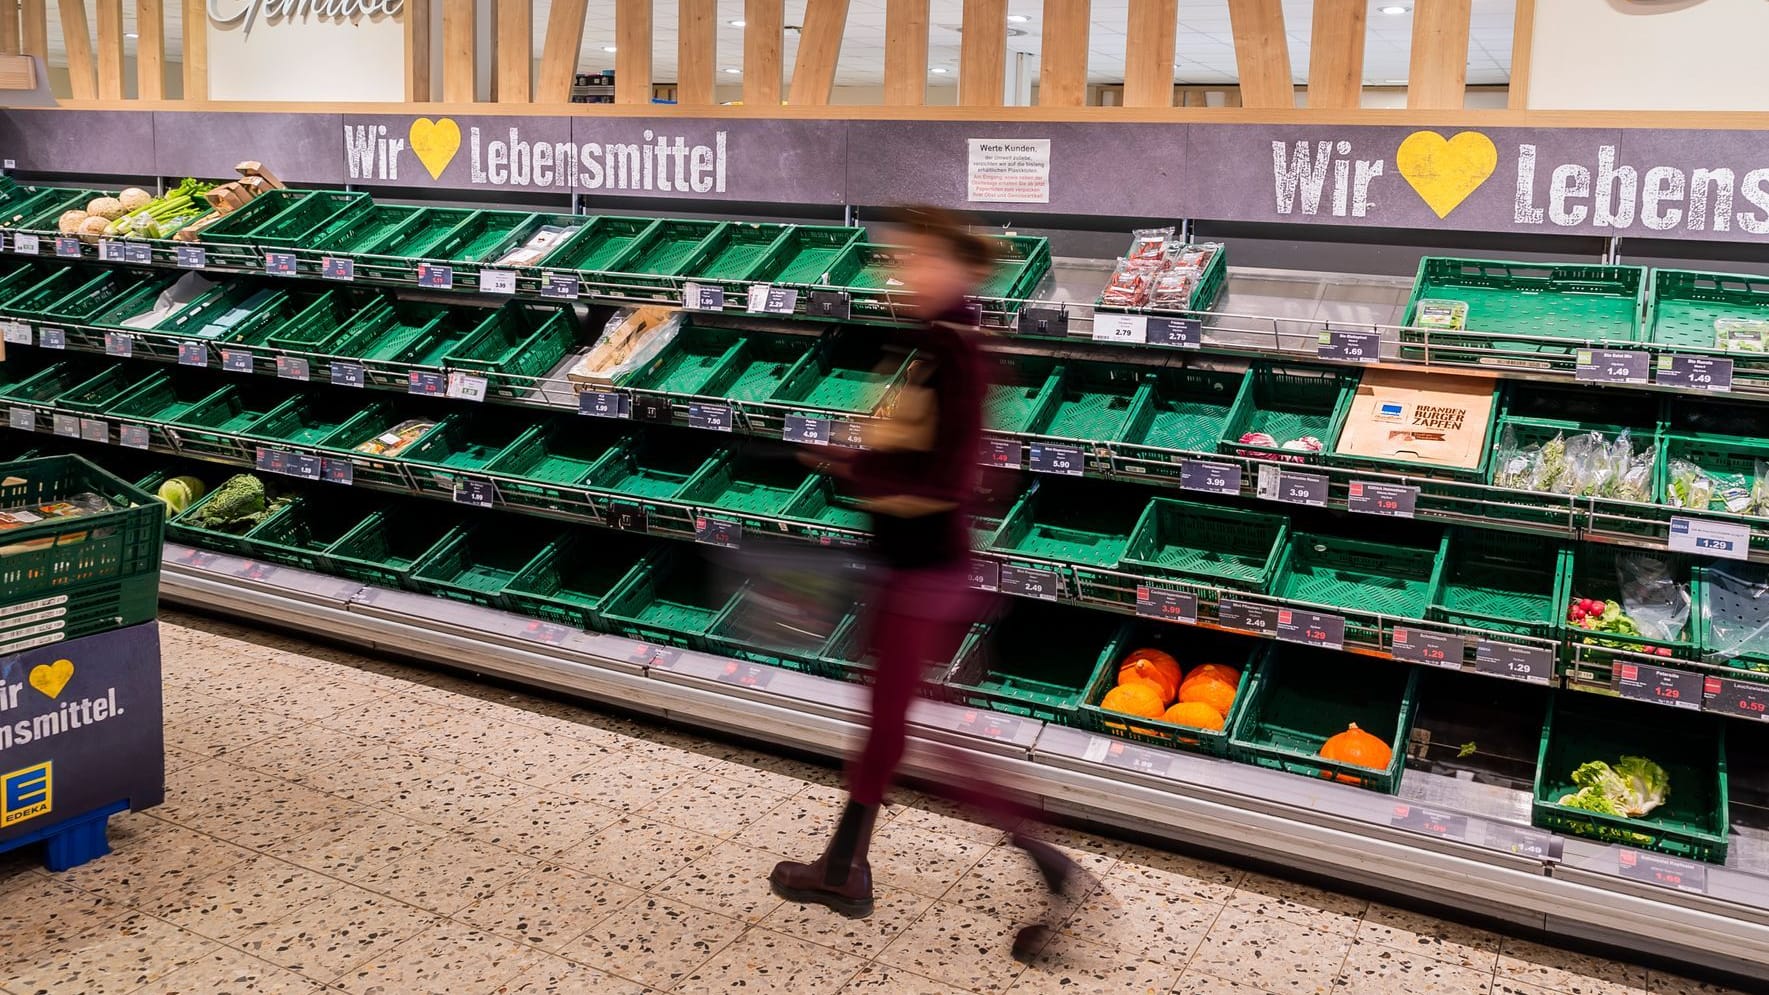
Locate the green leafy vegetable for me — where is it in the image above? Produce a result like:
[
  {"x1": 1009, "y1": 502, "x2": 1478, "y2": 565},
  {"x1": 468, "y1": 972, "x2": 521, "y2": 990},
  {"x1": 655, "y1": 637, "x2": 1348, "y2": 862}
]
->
[
  {"x1": 1557, "y1": 756, "x2": 1671, "y2": 819},
  {"x1": 188, "y1": 474, "x2": 286, "y2": 534}
]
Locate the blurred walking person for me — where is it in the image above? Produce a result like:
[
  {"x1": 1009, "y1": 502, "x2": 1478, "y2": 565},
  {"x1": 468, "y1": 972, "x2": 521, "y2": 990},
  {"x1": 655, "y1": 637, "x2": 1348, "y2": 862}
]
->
[{"x1": 768, "y1": 207, "x2": 1083, "y2": 959}]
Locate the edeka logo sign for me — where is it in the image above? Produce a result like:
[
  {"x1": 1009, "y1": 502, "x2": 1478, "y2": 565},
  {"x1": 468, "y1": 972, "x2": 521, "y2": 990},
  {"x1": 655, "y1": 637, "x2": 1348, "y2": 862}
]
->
[
  {"x1": 210, "y1": 0, "x2": 404, "y2": 38},
  {"x1": 343, "y1": 117, "x2": 732, "y2": 196}
]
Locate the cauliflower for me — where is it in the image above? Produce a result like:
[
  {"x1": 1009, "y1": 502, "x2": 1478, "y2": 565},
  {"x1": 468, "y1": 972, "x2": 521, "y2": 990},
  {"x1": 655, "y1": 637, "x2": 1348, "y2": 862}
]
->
[
  {"x1": 85, "y1": 195, "x2": 125, "y2": 220},
  {"x1": 118, "y1": 187, "x2": 153, "y2": 212},
  {"x1": 57, "y1": 209, "x2": 88, "y2": 234}
]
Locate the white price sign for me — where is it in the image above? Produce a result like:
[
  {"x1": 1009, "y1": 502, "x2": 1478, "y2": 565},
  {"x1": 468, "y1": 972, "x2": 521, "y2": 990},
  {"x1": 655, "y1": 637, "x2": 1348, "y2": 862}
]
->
[
  {"x1": 1091, "y1": 313, "x2": 1147, "y2": 344},
  {"x1": 479, "y1": 269, "x2": 517, "y2": 295},
  {"x1": 1668, "y1": 516, "x2": 1751, "y2": 561},
  {"x1": 1, "y1": 322, "x2": 29, "y2": 346},
  {"x1": 446, "y1": 372, "x2": 489, "y2": 403}
]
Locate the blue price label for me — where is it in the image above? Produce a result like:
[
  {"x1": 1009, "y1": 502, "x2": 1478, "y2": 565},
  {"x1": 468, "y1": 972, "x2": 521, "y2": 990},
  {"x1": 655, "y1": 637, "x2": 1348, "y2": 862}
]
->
[
  {"x1": 222, "y1": 348, "x2": 254, "y2": 373},
  {"x1": 176, "y1": 245, "x2": 207, "y2": 268}
]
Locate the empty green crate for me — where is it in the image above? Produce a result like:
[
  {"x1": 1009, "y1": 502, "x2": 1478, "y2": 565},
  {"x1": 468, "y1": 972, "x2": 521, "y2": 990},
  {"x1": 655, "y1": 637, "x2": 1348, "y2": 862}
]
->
[
  {"x1": 0, "y1": 186, "x2": 78, "y2": 227},
  {"x1": 1429, "y1": 528, "x2": 1572, "y2": 640},
  {"x1": 686, "y1": 223, "x2": 793, "y2": 281},
  {"x1": 770, "y1": 333, "x2": 905, "y2": 414},
  {"x1": 1565, "y1": 545, "x2": 1700, "y2": 658},
  {"x1": 619, "y1": 325, "x2": 748, "y2": 395},
  {"x1": 0, "y1": 360, "x2": 105, "y2": 406},
  {"x1": 976, "y1": 235, "x2": 1053, "y2": 301},
  {"x1": 327, "y1": 300, "x2": 455, "y2": 362},
  {"x1": 165, "y1": 385, "x2": 290, "y2": 450},
  {"x1": 442, "y1": 303, "x2": 575, "y2": 384},
  {"x1": 1031, "y1": 362, "x2": 1152, "y2": 442},
  {"x1": 705, "y1": 582, "x2": 859, "y2": 672},
  {"x1": 1648, "y1": 269, "x2": 1769, "y2": 351},
  {"x1": 782, "y1": 477, "x2": 869, "y2": 532},
  {"x1": 584, "y1": 436, "x2": 719, "y2": 502},
  {"x1": 79, "y1": 273, "x2": 184, "y2": 329},
  {"x1": 751, "y1": 226, "x2": 864, "y2": 286},
  {"x1": 470, "y1": 214, "x2": 587, "y2": 268},
  {"x1": 989, "y1": 480, "x2": 1145, "y2": 570},
  {"x1": 168, "y1": 473, "x2": 295, "y2": 554},
  {"x1": 427, "y1": 210, "x2": 539, "y2": 264},
  {"x1": 701, "y1": 332, "x2": 816, "y2": 404},
  {"x1": 600, "y1": 552, "x2": 742, "y2": 650},
  {"x1": 680, "y1": 455, "x2": 811, "y2": 524},
  {"x1": 153, "y1": 281, "x2": 286, "y2": 342},
  {"x1": 326, "y1": 508, "x2": 455, "y2": 590},
  {"x1": 197, "y1": 190, "x2": 323, "y2": 245},
  {"x1": 94, "y1": 369, "x2": 205, "y2": 427},
  {"x1": 249, "y1": 191, "x2": 371, "y2": 247},
  {"x1": 264, "y1": 289, "x2": 389, "y2": 353},
  {"x1": 1122, "y1": 499, "x2": 1288, "y2": 592},
  {"x1": 54, "y1": 366, "x2": 155, "y2": 414},
  {"x1": 1229, "y1": 644, "x2": 1418, "y2": 793},
  {"x1": 400, "y1": 414, "x2": 533, "y2": 483},
  {"x1": 410, "y1": 521, "x2": 557, "y2": 609},
  {"x1": 1219, "y1": 364, "x2": 1358, "y2": 465},
  {"x1": 1272, "y1": 531, "x2": 1447, "y2": 623},
  {"x1": 1403, "y1": 257, "x2": 1646, "y2": 349},
  {"x1": 246, "y1": 395, "x2": 387, "y2": 450},
  {"x1": 19, "y1": 266, "x2": 142, "y2": 324},
  {"x1": 546, "y1": 216, "x2": 662, "y2": 272},
  {"x1": 482, "y1": 422, "x2": 618, "y2": 509},
  {"x1": 1076, "y1": 624, "x2": 1263, "y2": 756},
  {"x1": 246, "y1": 494, "x2": 380, "y2": 574},
  {"x1": 216, "y1": 286, "x2": 354, "y2": 348},
  {"x1": 619, "y1": 219, "x2": 724, "y2": 277},
  {"x1": 307, "y1": 203, "x2": 427, "y2": 255},
  {"x1": 1698, "y1": 563, "x2": 1769, "y2": 675},
  {"x1": 984, "y1": 356, "x2": 1063, "y2": 435},
  {"x1": 0, "y1": 259, "x2": 57, "y2": 304},
  {"x1": 504, "y1": 529, "x2": 653, "y2": 631},
  {"x1": 826, "y1": 243, "x2": 904, "y2": 292},
  {"x1": 358, "y1": 207, "x2": 480, "y2": 259},
  {"x1": 944, "y1": 600, "x2": 1123, "y2": 722},
  {"x1": 1533, "y1": 694, "x2": 1728, "y2": 863},
  {"x1": 1120, "y1": 367, "x2": 1248, "y2": 455}
]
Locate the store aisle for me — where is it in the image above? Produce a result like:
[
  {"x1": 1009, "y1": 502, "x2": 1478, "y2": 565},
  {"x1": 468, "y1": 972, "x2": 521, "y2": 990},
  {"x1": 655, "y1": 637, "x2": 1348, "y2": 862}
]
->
[{"x1": 0, "y1": 613, "x2": 1736, "y2": 995}]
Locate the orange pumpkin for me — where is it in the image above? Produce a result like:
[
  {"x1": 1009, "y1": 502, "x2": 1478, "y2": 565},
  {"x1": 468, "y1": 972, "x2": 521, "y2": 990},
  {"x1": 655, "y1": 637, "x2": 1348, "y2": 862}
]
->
[
  {"x1": 1178, "y1": 674, "x2": 1237, "y2": 717},
  {"x1": 1318, "y1": 723, "x2": 1393, "y2": 769},
  {"x1": 1119, "y1": 648, "x2": 1182, "y2": 701},
  {"x1": 1184, "y1": 663, "x2": 1241, "y2": 689},
  {"x1": 1163, "y1": 701, "x2": 1225, "y2": 731},
  {"x1": 1101, "y1": 682, "x2": 1166, "y2": 719}
]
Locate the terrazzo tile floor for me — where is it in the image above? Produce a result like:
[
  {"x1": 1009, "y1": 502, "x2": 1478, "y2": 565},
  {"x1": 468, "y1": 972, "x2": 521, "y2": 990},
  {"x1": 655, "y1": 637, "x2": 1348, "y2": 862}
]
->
[{"x1": 0, "y1": 610, "x2": 1743, "y2": 995}]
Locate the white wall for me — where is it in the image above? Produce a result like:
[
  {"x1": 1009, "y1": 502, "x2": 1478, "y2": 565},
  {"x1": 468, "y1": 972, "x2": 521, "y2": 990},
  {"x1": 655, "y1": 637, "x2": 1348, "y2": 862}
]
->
[
  {"x1": 1529, "y1": 0, "x2": 1769, "y2": 110},
  {"x1": 207, "y1": 8, "x2": 407, "y2": 101}
]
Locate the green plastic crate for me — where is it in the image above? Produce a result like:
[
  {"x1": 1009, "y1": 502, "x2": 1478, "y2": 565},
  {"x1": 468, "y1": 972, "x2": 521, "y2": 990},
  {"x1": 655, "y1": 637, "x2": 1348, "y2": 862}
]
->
[
  {"x1": 327, "y1": 299, "x2": 454, "y2": 362},
  {"x1": 168, "y1": 473, "x2": 293, "y2": 555},
  {"x1": 442, "y1": 303, "x2": 576, "y2": 385},
  {"x1": 751, "y1": 226, "x2": 864, "y2": 286},
  {"x1": 619, "y1": 219, "x2": 724, "y2": 277},
  {"x1": 426, "y1": 210, "x2": 539, "y2": 264},
  {"x1": 245, "y1": 394, "x2": 386, "y2": 451},
  {"x1": 11, "y1": 266, "x2": 132, "y2": 323},
  {"x1": 399, "y1": 413, "x2": 533, "y2": 494},
  {"x1": 546, "y1": 216, "x2": 661, "y2": 272},
  {"x1": 1697, "y1": 563, "x2": 1769, "y2": 675},
  {"x1": 769, "y1": 332, "x2": 906, "y2": 415},
  {"x1": 983, "y1": 356, "x2": 1063, "y2": 435},
  {"x1": 0, "y1": 456, "x2": 162, "y2": 643},
  {"x1": 326, "y1": 507, "x2": 456, "y2": 590},
  {"x1": 1122, "y1": 499, "x2": 1288, "y2": 592},
  {"x1": 410, "y1": 521, "x2": 556, "y2": 609},
  {"x1": 481, "y1": 422, "x2": 618, "y2": 511},
  {"x1": 976, "y1": 235, "x2": 1053, "y2": 301},
  {"x1": 76, "y1": 272, "x2": 183, "y2": 329},
  {"x1": 1533, "y1": 694, "x2": 1728, "y2": 863},
  {"x1": 1647, "y1": 269, "x2": 1769, "y2": 351},
  {"x1": 700, "y1": 332, "x2": 817, "y2": 404},
  {"x1": 164, "y1": 385, "x2": 290, "y2": 459},
  {"x1": 1029, "y1": 362, "x2": 1152, "y2": 443},
  {"x1": 1657, "y1": 431, "x2": 1769, "y2": 519},
  {"x1": 1119, "y1": 367, "x2": 1247, "y2": 456},
  {"x1": 246, "y1": 493, "x2": 380, "y2": 574},
  {"x1": 583, "y1": 435, "x2": 718, "y2": 502},
  {"x1": 600, "y1": 551, "x2": 742, "y2": 650},
  {"x1": 1404, "y1": 257, "x2": 1646, "y2": 346},
  {"x1": 197, "y1": 190, "x2": 323, "y2": 245},
  {"x1": 943, "y1": 600, "x2": 1122, "y2": 722},
  {"x1": 1429, "y1": 527, "x2": 1572, "y2": 640},
  {"x1": 618, "y1": 325, "x2": 748, "y2": 395},
  {"x1": 1564, "y1": 545, "x2": 1700, "y2": 660},
  {"x1": 989, "y1": 480, "x2": 1145, "y2": 570},
  {"x1": 249, "y1": 191, "x2": 371, "y2": 248},
  {"x1": 307, "y1": 203, "x2": 427, "y2": 255},
  {"x1": 53, "y1": 366, "x2": 155, "y2": 414},
  {"x1": 704, "y1": 581, "x2": 860, "y2": 672},
  {"x1": 264, "y1": 289, "x2": 389, "y2": 353},
  {"x1": 826, "y1": 243, "x2": 903, "y2": 292},
  {"x1": 0, "y1": 259, "x2": 56, "y2": 305},
  {"x1": 782, "y1": 476, "x2": 869, "y2": 533},
  {"x1": 685, "y1": 223, "x2": 793, "y2": 282},
  {"x1": 357, "y1": 207, "x2": 479, "y2": 260},
  {"x1": 1228, "y1": 644, "x2": 1419, "y2": 793},
  {"x1": 0, "y1": 186, "x2": 79, "y2": 228},
  {"x1": 211, "y1": 286, "x2": 351, "y2": 349},
  {"x1": 467, "y1": 214, "x2": 587, "y2": 268},
  {"x1": 0, "y1": 360, "x2": 105, "y2": 406},
  {"x1": 154, "y1": 281, "x2": 290, "y2": 343},
  {"x1": 1076, "y1": 624, "x2": 1262, "y2": 756},
  {"x1": 12, "y1": 189, "x2": 101, "y2": 233},
  {"x1": 503, "y1": 529, "x2": 653, "y2": 631},
  {"x1": 1271, "y1": 531, "x2": 1448, "y2": 623},
  {"x1": 1219, "y1": 364, "x2": 1359, "y2": 465},
  {"x1": 680, "y1": 454, "x2": 813, "y2": 528}
]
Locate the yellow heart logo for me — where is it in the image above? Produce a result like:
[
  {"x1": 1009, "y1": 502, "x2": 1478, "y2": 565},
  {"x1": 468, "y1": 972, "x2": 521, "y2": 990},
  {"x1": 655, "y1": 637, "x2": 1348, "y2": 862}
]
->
[
  {"x1": 28, "y1": 659, "x2": 73, "y2": 699},
  {"x1": 408, "y1": 118, "x2": 462, "y2": 180},
  {"x1": 1396, "y1": 130, "x2": 1498, "y2": 219}
]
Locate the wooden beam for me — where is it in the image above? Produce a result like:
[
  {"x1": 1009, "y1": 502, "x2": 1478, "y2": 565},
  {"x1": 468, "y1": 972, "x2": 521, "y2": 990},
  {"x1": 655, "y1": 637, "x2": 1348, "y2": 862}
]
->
[
  {"x1": 1408, "y1": 0, "x2": 1471, "y2": 109},
  {"x1": 496, "y1": 0, "x2": 532, "y2": 102},
  {"x1": 1227, "y1": 0, "x2": 1293, "y2": 108},
  {"x1": 0, "y1": 1, "x2": 19, "y2": 55},
  {"x1": 442, "y1": 0, "x2": 475, "y2": 102},
  {"x1": 743, "y1": 0, "x2": 782, "y2": 106},
  {"x1": 959, "y1": 0, "x2": 1005, "y2": 107},
  {"x1": 882, "y1": 0, "x2": 927, "y2": 106},
  {"x1": 1037, "y1": 0, "x2": 1089, "y2": 107},
  {"x1": 1122, "y1": 0, "x2": 1176, "y2": 108},
  {"x1": 136, "y1": 0, "x2": 164, "y2": 98},
  {"x1": 615, "y1": 0, "x2": 652, "y2": 105},
  {"x1": 537, "y1": 0, "x2": 586, "y2": 102},
  {"x1": 677, "y1": 0, "x2": 715, "y2": 105},
  {"x1": 95, "y1": 0, "x2": 122, "y2": 99},
  {"x1": 787, "y1": 0, "x2": 848, "y2": 106},
  {"x1": 58, "y1": 0, "x2": 95, "y2": 100},
  {"x1": 405, "y1": 0, "x2": 432, "y2": 101},
  {"x1": 1307, "y1": 0, "x2": 1365, "y2": 109},
  {"x1": 20, "y1": 0, "x2": 43, "y2": 63},
  {"x1": 1508, "y1": 0, "x2": 1535, "y2": 111}
]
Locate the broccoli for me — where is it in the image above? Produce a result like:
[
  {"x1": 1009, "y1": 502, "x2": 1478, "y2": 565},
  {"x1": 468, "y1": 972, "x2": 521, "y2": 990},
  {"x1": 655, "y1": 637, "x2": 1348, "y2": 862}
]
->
[{"x1": 1614, "y1": 756, "x2": 1671, "y2": 817}]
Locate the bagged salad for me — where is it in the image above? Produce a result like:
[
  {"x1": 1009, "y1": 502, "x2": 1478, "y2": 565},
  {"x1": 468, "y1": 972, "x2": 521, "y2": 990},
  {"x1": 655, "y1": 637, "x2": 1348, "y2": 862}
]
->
[{"x1": 1667, "y1": 457, "x2": 1769, "y2": 516}]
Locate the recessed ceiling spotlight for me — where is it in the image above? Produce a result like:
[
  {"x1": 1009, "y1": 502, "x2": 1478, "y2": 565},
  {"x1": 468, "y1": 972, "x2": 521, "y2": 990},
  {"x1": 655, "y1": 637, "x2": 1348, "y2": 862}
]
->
[
  {"x1": 729, "y1": 19, "x2": 745, "y2": 27},
  {"x1": 1378, "y1": 5, "x2": 1410, "y2": 14},
  {"x1": 602, "y1": 45, "x2": 618, "y2": 52},
  {"x1": 1007, "y1": 14, "x2": 1030, "y2": 22}
]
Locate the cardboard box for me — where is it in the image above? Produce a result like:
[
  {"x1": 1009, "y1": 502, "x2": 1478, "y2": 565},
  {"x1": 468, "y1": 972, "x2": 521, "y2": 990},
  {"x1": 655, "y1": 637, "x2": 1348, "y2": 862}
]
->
[
  {"x1": 1334, "y1": 369, "x2": 1497, "y2": 471},
  {"x1": 234, "y1": 161, "x2": 286, "y2": 189}
]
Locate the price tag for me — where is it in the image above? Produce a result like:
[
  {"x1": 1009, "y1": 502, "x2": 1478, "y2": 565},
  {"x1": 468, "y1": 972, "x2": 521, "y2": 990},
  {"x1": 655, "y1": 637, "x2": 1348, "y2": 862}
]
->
[
  {"x1": 175, "y1": 245, "x2": 206, "y2": 268},
  {"x1": 807, "y1": 290, "x2": 852, "y2": 320},
  {"x1": 687, "y1": 403, "x2": 732, "y2": 432},
  {"x1": 276, "y1": 356, "x2": 310, "y2": 381},
  {"x1": 1256, "y1": 465, "x2": 1328, "y2": 507},
  {"x1": 222, "y1": 348, "x2": 254, "y2": 373},
  {"x1": 829, "y1": 419, "x2": 867, "y2": 450},
  {"x1": 254, "y1": 449, "x2": 290, "y2": 477},
  {"x1": 104, "y1": 332, "x2": 133, "y2": 358},
  {"x1": 1146, "y1": 316, "x2": 1202, "y2": 349},
  {"x1": 968, "y1": 558, "x2": 1001, "y2": 593},
  {"x1": 37, "y1": 327, "x2": 64, "y2": 350},
  {"x1": 264, "y1": 251, "x2": 298, "y2": 275},
  {"x1": 176, "y1": 548, "x2": 218, "y2": 568},
  {"x1": 330, "y1": 361, "x2": 365, "y2": 388},
  {"x1": 1617, "y1": 849, "x2": 1705, "y2": 894},
  {"x1": 1703, "y1": 675, "x2": 1769, "y2": 720},
  {"x1": 1483, "y1": 823, "x2": 1562, "y2": 862},
  {"x1": 746, "y1": 284, "x2": 799, "y2": 315},
  {"x1": 322, "y1": 458, "x2": 355, "y2": 485},
  {"x1": 1016, "y1": 306, "x2": 1069, "y2": 338},
  {"x1": 1613, "y1": 661, "x2": 1702, "y2": 710},
  {"x1": 1474, "y1": 640, "x2": 1554, "y2": 685},
  {"x1": 694, "y1": 516, "x2": 742, "y2": 549},
  {"x1": 683, "y1": 282, "x2": 725, "y2": 311},
  {"x1": 409, "y1": 370, "x2": 447, "y2": 396},
  {"x1": 78, "y1": 418, "x2": 108, "y2": 444},
  {"x1": 453, "y1": 479, "x2": 497, "y2": 508},
  {"x1": 2, "y1": 322, "x2": 30, "y2": 346},
  {"x1": 7, "y1": 408, "x2": 34, "y2": 432},
  {"x1": 177, "y1": 341, "x2": 208, "y2": 367},
  {"x1": 446, "y1": 372, "x2": 489, "y2": 403},
  {"x1": 234, "y1": 561, "x2": 280, "y2": 583},
  {"x1": 1096, "y1": 739, "x2": 1178, "y2": 778},
  {"x1": 1317, "y1": 329, "x2": 1381, "y2": 363},
  {"x1": 1092, "y1": 313, "x2": 1147, "y2": 344},
  {"x1": 417, "y1": 263, "x2": 455, "y2": 290},
  {"x1": 1667, "y1": 515, "x2": 1750, "y2": 561},
  {"x1": 783, "y1": 413, "x2": 831, "y2": 446},
  {"x1": 97, "y1": 239, "x2": 122, "y2": 262},
  {"x1": 1575, "y1": 349, "x2": 1650, "y2": 384},
  {"x1": 1392, "y1": 628, "x2": 1462, "y2": 668},
  {"x1": 12, "y1": 233, "x2": 39, "y2": 255},
  {"x1": 1347, "y1": 481, "x2": 1418, "y2": 518},
  {"x1": 578, "y1": 390, "x2": 629, "y2": 419},
  {"x1": 476, "y1": 268, "x2": 516, "y2": 294},
  {"x1": 1389, "y1": 804, "x2": 1468, "y2": 840},
  {"x1": 1278, "y1": 607, "x2": 1345, "y2": 650},
  {"x1": 716, "y1": 660, "x2": 776, "y2": 689},
  {"x1": 956, "y1": 709, "x2": 1022, "y2": 741},
  {"x1": 607, "y1": 500, "x2": 649, "y2": 532},
  {"x1": 1136, "y1": 586, "x2": 1199, "y2": 624},
  {"x1": 518, "y1": 620, "x2": 571, "y2": 645},
  {"x1": 1656, "y1": 354, "x2": 1733, "y2": 392},
  {"x1": 119, "y1": 424, "x2": 150, "y2": 450},
  {"x1": 998, "y1": 565, "x2": 1059, "y2": 601},
  {"x1": 540, "y1": 272, "x2": 580, "y2": 299},
  {"x1": 1028, "y1": 442, "x2": 1085, "y2": 477},
  {"x1": 981, "y1": 438, "x2": 1021, "y2": 468},
  {"x1": 54, "y1": 236, "x2": 80, "y2": 258},
  {"x1": 285, "y1": 453, "x2": 324, "y2": 481},
  {"x1": 51, "y1": 414, "x2": 79, "y2": 438},
  {"x1": 124, "y1": 241, "x2": 152, "y2": 265},
  {"x1": 321, "y1": 256, "x2": 356, "y2": 281},
  {"x1": 1179, "y1": 460, "x2": 1240, "y2": 496},
  {"x1": 1218, "y1": 597, "x2": 1279, "y2": 637}
]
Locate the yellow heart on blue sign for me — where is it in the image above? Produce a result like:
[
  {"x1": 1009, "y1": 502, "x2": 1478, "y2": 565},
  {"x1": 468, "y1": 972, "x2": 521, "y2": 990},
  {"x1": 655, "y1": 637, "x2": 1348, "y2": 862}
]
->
[{"x1": 28, "y1": 659, "x2": 73, "y2": 699}]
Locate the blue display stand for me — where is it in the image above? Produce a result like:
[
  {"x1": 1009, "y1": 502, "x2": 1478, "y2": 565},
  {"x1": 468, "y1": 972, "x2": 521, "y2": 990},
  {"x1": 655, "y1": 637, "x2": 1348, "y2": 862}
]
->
[{"x1": 0, "y1": 622, "x2": 164, "y2": 872}]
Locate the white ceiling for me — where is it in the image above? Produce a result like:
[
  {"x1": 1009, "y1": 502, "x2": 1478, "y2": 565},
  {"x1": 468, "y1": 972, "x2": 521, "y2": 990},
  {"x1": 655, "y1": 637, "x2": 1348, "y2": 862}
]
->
[{"x1": 44, "y1": 0, "x2": 1514, "y2": 88}]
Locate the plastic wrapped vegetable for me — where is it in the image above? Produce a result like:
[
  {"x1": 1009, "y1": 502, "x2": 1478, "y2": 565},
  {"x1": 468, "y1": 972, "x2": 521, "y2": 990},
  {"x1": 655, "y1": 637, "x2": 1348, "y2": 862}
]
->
[
  {"x1": 1667, "y1": 460, "x2": 1716, "y2": 511},
  {"x1": 1100, "y1": 261, "x2": 1152, "y2": 307},
  {"x1": 1124, "y1": 227, "x2": 1174, "y2": 268}
]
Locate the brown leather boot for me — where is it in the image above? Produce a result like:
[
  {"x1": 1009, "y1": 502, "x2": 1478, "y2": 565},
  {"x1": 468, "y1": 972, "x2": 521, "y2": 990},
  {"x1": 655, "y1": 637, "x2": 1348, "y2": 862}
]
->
[
  {"x1": 1010, "y1": 832, "x2": 1088, "y2": 964},
  {"x1": 769, "y1": 800, "x2": 878, "y2": 918}
]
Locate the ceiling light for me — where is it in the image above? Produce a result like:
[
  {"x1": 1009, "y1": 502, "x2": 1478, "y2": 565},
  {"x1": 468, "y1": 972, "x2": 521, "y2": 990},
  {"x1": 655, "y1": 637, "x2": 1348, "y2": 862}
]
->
[
  {"x1": 723, "y1": 67, "x2": 742, "y2": 74},
  {"x1": 729, "y1": 19, "x2": 745, "y2": 27},
  {"x1": 1384, "y1": 78, "x2": 1408, "y2": 84},
  {"x1": 602, "y1": 45, "x2": 618, "y2": 52},
  {"x1": 124, "y1": 32, "x2": 137, "y2": 39},
  {"x1": 1007, "y1": 13, "x2": 1029, "y2": 22},
  {"x1": 931, "y1": 67, "x2": 950, "y2": 74},
  {"x1": 1378, "y1": 5, "x2": 1409, "y2": 14}
]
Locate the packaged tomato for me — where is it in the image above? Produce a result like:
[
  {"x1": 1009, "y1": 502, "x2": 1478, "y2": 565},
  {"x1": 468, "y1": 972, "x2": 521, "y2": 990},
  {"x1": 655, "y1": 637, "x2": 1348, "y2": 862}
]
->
[
  {"x1": 1147, "y1": 268, "x2": 1196, "y2": 309},
  {"x1": 1100, "y1": 261, "x2": 1152, "y2": 307},
  {"x1": 1124, "y1": 227, "x2": 1175, "y2": 269}
]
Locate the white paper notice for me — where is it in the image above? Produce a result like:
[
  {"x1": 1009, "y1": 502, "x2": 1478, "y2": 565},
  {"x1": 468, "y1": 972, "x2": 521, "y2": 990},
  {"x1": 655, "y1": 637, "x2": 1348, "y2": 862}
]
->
[{"x1": 967, "y1": 139, "x2": 1052, "y2": 204}]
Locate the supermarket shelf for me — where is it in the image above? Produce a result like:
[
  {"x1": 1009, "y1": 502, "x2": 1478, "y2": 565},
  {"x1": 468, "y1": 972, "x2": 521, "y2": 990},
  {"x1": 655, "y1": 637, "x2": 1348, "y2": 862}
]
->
[{"x1": 157, "y1": 542, "x2": 1769, "y2": 978}]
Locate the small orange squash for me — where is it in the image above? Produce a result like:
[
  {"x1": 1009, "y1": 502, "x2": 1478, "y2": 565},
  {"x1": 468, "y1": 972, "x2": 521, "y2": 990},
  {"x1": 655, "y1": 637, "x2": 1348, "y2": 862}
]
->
[
  {"x1": 1318, "y1": 723, "x2": 1392, "y2": 769},
  {"x1": 1163, "y1": 701, "x2": 1225, "y2": 731},
  {"x1": 1184, "y1": 663, "x2": 1241, "y2": 689},
  {"x1": 1119, "y1": 648, "x2": 1182, "y2": 702},
  {"x1": 1178, "y1": 674, "x2": 1237, "y2": 717},
  {"x1": 1101, "y1": 682, "x2": 1166, "y2": 719}
]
